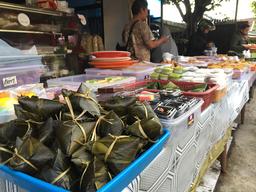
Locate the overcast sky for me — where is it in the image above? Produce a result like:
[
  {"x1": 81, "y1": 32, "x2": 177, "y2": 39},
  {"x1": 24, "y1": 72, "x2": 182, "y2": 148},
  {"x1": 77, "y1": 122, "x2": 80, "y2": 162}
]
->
[{"x1": 148, "y1": 0, "x2": 255, "y2": 22}]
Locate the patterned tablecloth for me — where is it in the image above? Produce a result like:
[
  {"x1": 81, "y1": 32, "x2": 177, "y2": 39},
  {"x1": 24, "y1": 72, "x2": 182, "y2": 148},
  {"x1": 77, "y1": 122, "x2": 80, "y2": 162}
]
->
[{"x1": 123, "y1": 72, "x2": 254, "y2": 192}]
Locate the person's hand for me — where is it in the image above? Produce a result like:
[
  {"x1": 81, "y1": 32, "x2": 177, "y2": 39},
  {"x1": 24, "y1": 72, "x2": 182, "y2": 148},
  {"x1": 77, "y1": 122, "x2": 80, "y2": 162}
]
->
[
  {"x1": 160, "y1": 36, "x2": 169, "y2": 44},
  {"x1": 148, "y1": 36, "x2": 170, "y2": 49},
  {"x1": 242, "y1": 44, "x2": 250, "y2": 49}
]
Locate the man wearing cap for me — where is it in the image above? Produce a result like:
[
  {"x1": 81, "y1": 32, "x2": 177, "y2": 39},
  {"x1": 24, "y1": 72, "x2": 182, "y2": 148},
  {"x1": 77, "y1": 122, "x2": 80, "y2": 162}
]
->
[{"x1": 187, "y1": 19, "x2": 216, "y2": 56}]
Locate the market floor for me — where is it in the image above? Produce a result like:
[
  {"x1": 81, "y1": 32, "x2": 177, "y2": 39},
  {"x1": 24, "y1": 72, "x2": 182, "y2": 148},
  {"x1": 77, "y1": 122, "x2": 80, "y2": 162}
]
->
[{"x1": 215, "y1": 89, "x2": 256, "y2": 192}]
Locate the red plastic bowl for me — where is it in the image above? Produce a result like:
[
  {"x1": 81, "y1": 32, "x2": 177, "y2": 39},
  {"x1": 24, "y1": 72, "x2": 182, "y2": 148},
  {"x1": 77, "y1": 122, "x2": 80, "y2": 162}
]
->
[{"x1": 91, "y1": 51, "x2": 131, "y2": 58}]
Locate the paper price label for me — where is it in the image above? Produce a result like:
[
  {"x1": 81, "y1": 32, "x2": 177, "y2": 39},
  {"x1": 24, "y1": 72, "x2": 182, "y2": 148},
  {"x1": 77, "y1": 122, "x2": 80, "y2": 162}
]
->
[{"x1": 3, "y1": 76, "x2": 17, "y2": 87}]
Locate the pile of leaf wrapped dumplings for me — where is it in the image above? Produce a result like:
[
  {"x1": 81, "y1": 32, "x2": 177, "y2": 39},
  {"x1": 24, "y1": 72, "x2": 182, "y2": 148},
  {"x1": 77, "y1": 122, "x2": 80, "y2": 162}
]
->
[{"x1": 0, "y1": 83, "x2": 163, "y2": 191}]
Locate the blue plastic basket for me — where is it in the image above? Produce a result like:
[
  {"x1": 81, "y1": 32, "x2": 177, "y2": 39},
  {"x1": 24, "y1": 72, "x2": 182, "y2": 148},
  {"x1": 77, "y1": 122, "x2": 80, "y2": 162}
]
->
[
  {"x1": 0, "y1": 129, "x2": 170, "y2": 192},
  {"x1": 0, "y1": 165, "x2": 68, "y2": 192}
]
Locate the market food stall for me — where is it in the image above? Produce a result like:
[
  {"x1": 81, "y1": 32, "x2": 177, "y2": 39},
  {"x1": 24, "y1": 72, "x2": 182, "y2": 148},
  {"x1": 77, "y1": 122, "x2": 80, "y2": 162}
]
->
[
  {"x1": 0, "y1": 1, "x2": 256, "y2": 192},
  {"x1": 1, "y1": 47, "x2": 255, "y2": 192}
]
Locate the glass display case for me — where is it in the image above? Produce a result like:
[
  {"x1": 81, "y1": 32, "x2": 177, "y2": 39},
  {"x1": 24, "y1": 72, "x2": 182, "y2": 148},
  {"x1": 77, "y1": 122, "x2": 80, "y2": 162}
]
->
[{"x1": 0, "y1": 1, "x2": 81, "y2": 78}]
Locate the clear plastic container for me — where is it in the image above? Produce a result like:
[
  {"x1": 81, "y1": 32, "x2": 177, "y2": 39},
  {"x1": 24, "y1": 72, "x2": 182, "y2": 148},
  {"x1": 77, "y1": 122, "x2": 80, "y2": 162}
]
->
[
  {"x1": 0, "y1": 58, "x2": 42, "y2": 68},
  {"x1": 0, "y1": 55, "x2": 41, "y2": 62},
  {"x1": 85, "y1": 67, "x2": 155, "y2": 80},
  {"x1": 122, "y1": 67, "x2": 155, "y2": 80},
  {"x1": 160, "y1": 99, "x2": 203, "y2": 150},
  {"x1": 0, "y1": 84, "x2": 47, "y2": 123},
  {"x1": 85, "y1": 68, "x2": 123, "y2": 77},
  {"x1": 0, "y1": 112, "x2": 16, "y2": 124},
  {"x1": 0, "y1": 65, "x2": 44, "y2": 90},
  {"x1": 47, "y1": 74, "x2": 136, "y2": 92}
]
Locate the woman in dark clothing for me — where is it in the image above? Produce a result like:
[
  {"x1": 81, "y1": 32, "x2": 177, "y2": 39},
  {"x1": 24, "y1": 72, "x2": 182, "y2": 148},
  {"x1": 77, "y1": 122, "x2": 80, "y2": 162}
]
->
[
  {"x1": 187, "y1": 19, "x2": 215, "y2": 56},
  {"x1": 230, "y1": 23, "x2": 250, "y2": 53}
]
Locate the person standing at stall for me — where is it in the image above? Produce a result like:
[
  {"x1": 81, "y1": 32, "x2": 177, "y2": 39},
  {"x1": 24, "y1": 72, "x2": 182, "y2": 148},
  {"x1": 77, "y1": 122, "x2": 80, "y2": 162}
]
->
[
  {"x1": 151, "y1": 25, "x2": 179, "y2": 63},
  {"x1": 229, "y1": 23, "x2": 250, "y2": 53},
  {"x1": 187, "y1": 19, "x2": 216, "y2": 56},
  {"x1": 122, "y1": 0, "x2": 169, "y2": 61}
]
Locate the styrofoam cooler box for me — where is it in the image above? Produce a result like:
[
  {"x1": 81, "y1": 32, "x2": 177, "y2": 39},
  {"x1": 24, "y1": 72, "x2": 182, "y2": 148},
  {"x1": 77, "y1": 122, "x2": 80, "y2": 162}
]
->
[
  {"x1": 47, "y1": 74, "x2": 136, "y2": 92},
  {"x1": 0, "y1": 65, "x2": 44, "y2": 90},
  {"x1": 160, "y1": 100, "x2": 203, "y2": 150},
  {"x1": 85, "y1": 67, "x2": 155, "y2": 80}
]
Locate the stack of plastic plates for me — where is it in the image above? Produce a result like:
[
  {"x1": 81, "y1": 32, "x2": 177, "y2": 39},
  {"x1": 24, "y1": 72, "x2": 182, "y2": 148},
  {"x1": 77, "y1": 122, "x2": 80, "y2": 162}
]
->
[{"x1": 89, "y1": 51, "x2": 138, "y2": 69}]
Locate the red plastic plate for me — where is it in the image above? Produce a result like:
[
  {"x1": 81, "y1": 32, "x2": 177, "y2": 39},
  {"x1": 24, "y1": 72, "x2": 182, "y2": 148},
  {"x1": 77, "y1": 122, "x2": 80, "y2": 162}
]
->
[{"x1": 91, "y1": 51, "x2": 131, "y2": 58}]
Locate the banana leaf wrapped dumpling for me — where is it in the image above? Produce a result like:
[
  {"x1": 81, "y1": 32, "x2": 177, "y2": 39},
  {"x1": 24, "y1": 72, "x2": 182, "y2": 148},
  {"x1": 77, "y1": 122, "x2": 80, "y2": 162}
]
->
[
  {"x1": 100, "y1": 96, "x2": 137, "y2": 118},
  {"x1": 31, "y1": 117, "x2": 56, "y2": 147},
  {"x1": 71, "y1": 145, "x2": 110, "y2": 191},
  {"x1": 38, "y1": 149, "x2": 76, "y2": 190},
  {"x1": 77, "y1": 83, "x2": 96, "y2": 95},
  {"x1": 62, "y1": 84, "x2": 100, "y2": 118},
  {"x1": 127, "y1": 101, "x2": 157, "y2": 124},
  {"x1": 92, "y1": 135, "x2": 145, "y2": 176},
  {"x1": 18, "y1": 96, "x2": 65, "y2": 120},
  {"x1": 1, "y1": 84, "x2": 165, "y2": 191},
  {"x1": 94, "y1": 157, "x2": 111, "y2": 190},
  {"x1": 8, "y1": 136, "x2": 55, "y2": 175},
  {"x1": 0, "y1": 144, "x2": 12, "y2": 163},
  {"x1": 56, "y1": 120, "x2": 96, "y2": 156},
  {"x1": 79, "y1": 162, "x2": 97, "y2": 192},
  {"x1": 14, "y1": 104, "x2": 43, "y2": 122},
  {"x1": 71, "y1": 146, "x2": 93, "y2": 173},
  {"x1": 0, "y1": 119, "x2": 32, "y2": 145},
  {"x1": 79, "y1": 156, "x2": 111, "y2": 192},
  {"x1": 61, "y1": 111, "x2": 95, "y2": 122},
  {"x1": 127, "y1": 117, "x2": 163, "y2": 142},
  {"x1": 96, "y1": 111, "x2": 125, "y2": 138}
]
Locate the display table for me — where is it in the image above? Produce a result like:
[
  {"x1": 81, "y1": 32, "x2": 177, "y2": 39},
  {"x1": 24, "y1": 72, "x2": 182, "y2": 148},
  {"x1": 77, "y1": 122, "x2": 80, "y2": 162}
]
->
[
  {"x1": 123, "y1": 72, "x2": 254, "y2": 192},
  {"x1": 0, "y1": 63, "x2": 254, "y2": 192}
]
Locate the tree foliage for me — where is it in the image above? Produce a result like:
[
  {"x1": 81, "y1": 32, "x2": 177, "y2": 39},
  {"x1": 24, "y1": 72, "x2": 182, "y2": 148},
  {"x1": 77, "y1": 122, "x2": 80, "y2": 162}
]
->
[
  {"x1": 164, "y1": 0, "x2": 229, "y2": 36},
  {"x1": 252, "y1": 1, "x2": 256, "y2": 16}
]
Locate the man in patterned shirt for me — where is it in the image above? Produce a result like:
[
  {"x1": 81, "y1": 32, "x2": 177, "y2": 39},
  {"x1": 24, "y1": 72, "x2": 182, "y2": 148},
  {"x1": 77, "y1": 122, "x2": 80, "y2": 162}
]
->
[{"x1": 122, "y1": 0, "x2": 169, "y2": 61}]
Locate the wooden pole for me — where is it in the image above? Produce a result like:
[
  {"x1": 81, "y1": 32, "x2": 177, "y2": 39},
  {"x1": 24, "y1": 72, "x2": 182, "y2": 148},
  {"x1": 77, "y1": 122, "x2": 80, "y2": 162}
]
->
[
  {"x1": 161, "y1": 0, "x2": 164, "y2": 27},
  {"x1": 235, "y1": 0, "x2": 239, "y2": 23}
]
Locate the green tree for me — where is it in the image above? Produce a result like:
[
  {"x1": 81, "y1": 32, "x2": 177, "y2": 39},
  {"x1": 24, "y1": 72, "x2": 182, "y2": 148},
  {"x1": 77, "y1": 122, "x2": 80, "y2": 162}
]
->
[
  {"x1": 164, "y1": 0, "x2": 229, "y2": 36},
  {"x1": 251, "y1": 1, "x2": 256, "y2": 16}
]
